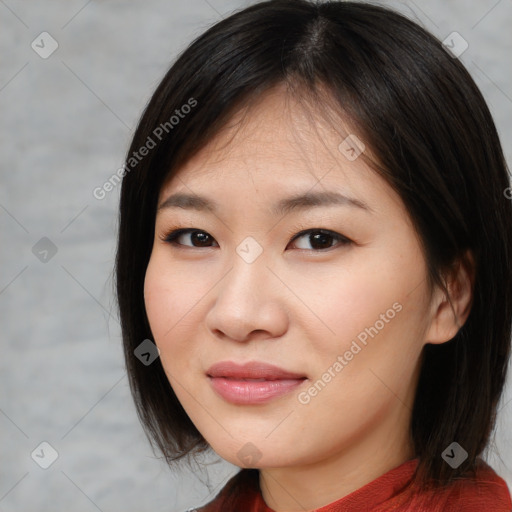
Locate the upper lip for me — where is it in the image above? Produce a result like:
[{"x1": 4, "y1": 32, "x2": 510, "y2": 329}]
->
[{"x1": 206, "y1": 361, "x2": 306, "y2": 380}]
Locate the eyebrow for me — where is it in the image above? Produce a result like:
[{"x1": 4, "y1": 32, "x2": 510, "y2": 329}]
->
[{"x1": 157, "y1": 190, "x2": 373, "y2": 216}]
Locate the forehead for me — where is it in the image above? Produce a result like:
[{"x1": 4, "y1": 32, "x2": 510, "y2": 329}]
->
[
  {"x1": 159, "y1": 85, "x2": 402, "y2": 214},
  {"x1": 186, "y1": 87, "x2": 347, "y2": 169}
]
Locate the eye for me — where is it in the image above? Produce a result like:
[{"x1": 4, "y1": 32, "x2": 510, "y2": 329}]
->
[
  {"x1": 161, "y1": 227, "x2": 352, "y2": 251},
  {"x1": 289, "y1": 229, "x2": 351, "y2": 251},
  {"x1": 162, "y1": 228, "x2": 218, "y2": 248}
]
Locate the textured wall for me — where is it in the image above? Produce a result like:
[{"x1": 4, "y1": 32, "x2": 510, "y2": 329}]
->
[{"x1": 1, "y1": 1, "x2": 511, "y2": 510}]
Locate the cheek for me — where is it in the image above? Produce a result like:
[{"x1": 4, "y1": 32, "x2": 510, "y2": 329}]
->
[
  {"x1": 143, "y1": 256, "x2": 192, "y2": 354},
  {"x1": 304, "y1": 245, "x2": 430, "y2": 376},
  {"x1": 143, "y1": 254, "x2": 214, "y2": 377},
  {"x1": 303, "y1": 261, "x2": 400, "y2": 344},
  {"x1": 144, "y1": 258, "x2": 174, "y2": 341}
]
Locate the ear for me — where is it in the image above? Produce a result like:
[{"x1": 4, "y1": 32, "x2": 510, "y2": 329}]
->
[{"x1": 424, "y1": 249, "x2": 475, "y2": 345}]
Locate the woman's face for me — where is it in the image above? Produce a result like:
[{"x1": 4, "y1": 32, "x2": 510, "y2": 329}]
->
[{"x1": 144, "y1": 86, "x2": 441, "y2": 472}]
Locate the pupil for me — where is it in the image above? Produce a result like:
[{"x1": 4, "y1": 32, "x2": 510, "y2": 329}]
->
[
  {"x1": 193, "y1": 231, "x2": 211, "y2": 246},
  {"x1": 311, "y1": 232, "x2": 331, "y2": 249},
  {"x1": 189, "y1": 231, "x2": 334, "y2": 249}
]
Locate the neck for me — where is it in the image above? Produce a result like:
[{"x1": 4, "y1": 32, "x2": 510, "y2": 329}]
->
[{"x1": 258, "y1": 409, "x2": 415, "y2": 511}]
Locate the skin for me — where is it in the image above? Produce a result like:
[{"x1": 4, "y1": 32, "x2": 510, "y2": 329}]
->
[{"x1": 143, "y1": 84, "x2": 473, "y2": 511}]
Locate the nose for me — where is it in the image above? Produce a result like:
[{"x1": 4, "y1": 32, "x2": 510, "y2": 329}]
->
[{"x1": 205, "y1": 252, "x2": 289, "y2": 343}]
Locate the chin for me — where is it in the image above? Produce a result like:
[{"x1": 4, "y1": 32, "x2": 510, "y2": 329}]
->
[{"x1": 207, "y1": 435, "x2": 306, "y2": 469}]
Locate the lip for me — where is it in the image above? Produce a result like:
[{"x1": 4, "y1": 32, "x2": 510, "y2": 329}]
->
[
  {"x1": 206, "y1": 361, "x2": 307, "y2": 405},
  {"x1": 207, "y1": 361, "x2": 306, "y2": 380}
]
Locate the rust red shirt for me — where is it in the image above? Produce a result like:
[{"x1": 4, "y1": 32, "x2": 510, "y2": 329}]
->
[{"x1": 195, "y1": 458, "x2": 512, "y2": 511}]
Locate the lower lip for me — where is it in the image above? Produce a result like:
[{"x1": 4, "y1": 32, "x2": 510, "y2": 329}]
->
[{"x1": 208, "y1": 376, "x2": 306, "y2": 404}]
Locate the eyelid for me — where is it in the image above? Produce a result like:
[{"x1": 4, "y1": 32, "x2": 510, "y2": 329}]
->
[
  {"x1": 159, "y1": 226, "x2": 352, "y2": 251},
  {"x1": 159, "y1": 228, "x2": 219, "y2": 247},
  {"x1": 289, "y1": 229, "x2": 352, "y2": 251}
]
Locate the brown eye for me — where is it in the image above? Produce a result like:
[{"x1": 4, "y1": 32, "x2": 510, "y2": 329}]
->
[
  {"x1": 164, "y1": 229, "x2": 218, "y2": 248},
  {"x1": 289, "y1": 229, "x2": 351, "y2": 251},
  {"x1": 162, "y1": 227, "x2": 351, "y2": 251}
]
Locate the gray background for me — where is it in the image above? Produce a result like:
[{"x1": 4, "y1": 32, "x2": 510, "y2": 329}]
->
[{"x1": 1, "y1": 0, "x2": 511, "y2": 510}]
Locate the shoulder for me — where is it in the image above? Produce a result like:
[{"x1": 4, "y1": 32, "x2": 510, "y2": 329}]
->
[
  {"x1": 454, "y1": 459, "x2": 512, "y2": 511},
  {"x1": 409, "y1": 459, "x2": 512, "y2": 512}
]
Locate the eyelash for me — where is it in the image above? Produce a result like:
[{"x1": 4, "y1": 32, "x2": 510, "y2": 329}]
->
[{"x1": 159, "y1": 226, "x2": 352, "y2": 252}]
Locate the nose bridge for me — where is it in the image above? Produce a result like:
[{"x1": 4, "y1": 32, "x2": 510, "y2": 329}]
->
[
  {"x1": 222, "y1": 235, "x2": 270, "y2": 304},
  {"x1": 206, "y1": 235, "x2": 286, "y2": 341}
]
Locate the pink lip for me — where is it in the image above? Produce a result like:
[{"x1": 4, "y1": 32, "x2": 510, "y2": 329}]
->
[{"x1": 206, "y1": 361, "x2": 307, "y2": 405}]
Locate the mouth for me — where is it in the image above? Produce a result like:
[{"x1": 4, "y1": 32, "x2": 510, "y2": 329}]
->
[{"x1": 206, "y1": 361, "x2": 307, "y2": 404}]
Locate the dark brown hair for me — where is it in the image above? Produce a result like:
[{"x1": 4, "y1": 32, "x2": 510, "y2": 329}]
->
[{"x1": 115, "y1": 0, "x2": 512, "y2": 492}]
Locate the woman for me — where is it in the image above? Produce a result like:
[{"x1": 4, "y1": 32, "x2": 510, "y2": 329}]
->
[{"x1": 115, "y1": 1, "x2": 512, "y2": 509}]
